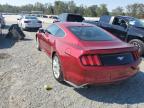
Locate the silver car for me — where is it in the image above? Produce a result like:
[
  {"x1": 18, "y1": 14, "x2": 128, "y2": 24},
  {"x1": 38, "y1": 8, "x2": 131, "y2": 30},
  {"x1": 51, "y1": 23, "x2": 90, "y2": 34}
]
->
[{"x1": 17, "y1": 15, "x2": 42, "y2": 30}]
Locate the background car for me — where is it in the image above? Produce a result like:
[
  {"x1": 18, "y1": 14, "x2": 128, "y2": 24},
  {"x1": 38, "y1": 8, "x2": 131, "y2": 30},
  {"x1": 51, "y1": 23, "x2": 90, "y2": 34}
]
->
[
  {"x1": 36, "y1": 22, "x2": 141, "y2": 87},
  {"x1": 17, "y1": 15, "x2": 42, "y2": 30},
  {"x1": 96, "y1": 15, "x2": 144, "y2": 55},
  {"x1": 53, "y1": 13, "x2": 84, "y2": 23},
  {"x1": 0, "y1": 13, "x2": 5, "y2": 28}
]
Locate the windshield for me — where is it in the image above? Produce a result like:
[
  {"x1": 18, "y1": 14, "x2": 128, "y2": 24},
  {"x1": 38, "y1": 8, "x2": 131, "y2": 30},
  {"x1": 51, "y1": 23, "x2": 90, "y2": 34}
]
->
[
  {"x1": 68, "y1": 26, "x2": 114, "y2": 41},
  {"x1": 25, "y1": 16, "x2": 37, "y2": 19},
  {"x1": 129, "y1": 18, "x2": 144, "y2": 28},
  {"x1": 67, "y1": 15, "x2": 84, "y2": 22}
]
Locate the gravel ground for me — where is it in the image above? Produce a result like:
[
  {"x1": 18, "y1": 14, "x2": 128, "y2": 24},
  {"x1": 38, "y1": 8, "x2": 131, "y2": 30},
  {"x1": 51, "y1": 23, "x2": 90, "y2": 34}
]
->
[{"x1": 0, "y1": 16, "x2": 144, "y2": 108}]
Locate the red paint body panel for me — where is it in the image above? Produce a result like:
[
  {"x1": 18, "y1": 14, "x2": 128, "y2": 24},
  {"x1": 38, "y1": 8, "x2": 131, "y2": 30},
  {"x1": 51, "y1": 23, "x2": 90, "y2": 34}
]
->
[{"x1": 36, "y1": 22, "x2": 141, "y2": 86}]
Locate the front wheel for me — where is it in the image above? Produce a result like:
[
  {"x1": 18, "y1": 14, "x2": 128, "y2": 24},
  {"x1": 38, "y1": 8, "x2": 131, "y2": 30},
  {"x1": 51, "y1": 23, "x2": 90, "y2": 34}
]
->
[
  {"x1": 129, "y1": 39, "x2": 144, "y2": 56},
  {"x1": 52, "y1": 54, "x2": 63, "y2": 82}
]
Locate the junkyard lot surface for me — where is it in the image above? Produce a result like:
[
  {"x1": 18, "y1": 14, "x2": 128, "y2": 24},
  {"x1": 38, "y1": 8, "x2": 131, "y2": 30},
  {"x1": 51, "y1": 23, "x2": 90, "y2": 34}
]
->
[{"x1": 0, "y1": 15, "x2": 144, "y2": 108}]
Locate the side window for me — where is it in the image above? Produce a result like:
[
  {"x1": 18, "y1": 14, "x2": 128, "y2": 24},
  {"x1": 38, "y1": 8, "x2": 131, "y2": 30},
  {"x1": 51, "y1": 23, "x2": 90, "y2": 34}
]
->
[
  {"x1": 113, "y1": 18, "x2": 127, "y2": 28},
  {"x1": 58, "y1": 14, "x2": 64, "y2": 22},
  {"x1": 100, "y1": 16, "x2": 111, "y2": 23},
  {"x1": 46, "y1": 24, "x2": 59, "y2": 35},
  {"x1": 55, "y1": 28, "x2": 65, "y2": 37},
  {"x1": 113, "y1": 17, "x2": 120, "y2": 25},
  {"x1": 46, "y1": 24, "x2": 65, "y2": 37},
  {"x1": 119, "y1": 19, "x2": 127, "y2": 28}
]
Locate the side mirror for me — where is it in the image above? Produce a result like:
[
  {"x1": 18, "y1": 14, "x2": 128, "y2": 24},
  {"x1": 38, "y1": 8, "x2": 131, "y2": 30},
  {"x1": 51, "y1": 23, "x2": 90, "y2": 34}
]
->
[{"x1": 39, "y1": 28, "x2": 45, "y2": 33}]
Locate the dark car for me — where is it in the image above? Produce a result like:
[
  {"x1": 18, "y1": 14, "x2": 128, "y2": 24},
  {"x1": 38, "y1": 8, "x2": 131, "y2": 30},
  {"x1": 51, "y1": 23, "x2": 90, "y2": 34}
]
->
[
  {"x1": 36, "y1": 22, "x2": 141, "y2": 87},
  {"x1": 96, "y1": 15, "x2": 144, "y2": 55},
  {"x1": 53, "y1": 13, "x2": 84, "y2": 23}
]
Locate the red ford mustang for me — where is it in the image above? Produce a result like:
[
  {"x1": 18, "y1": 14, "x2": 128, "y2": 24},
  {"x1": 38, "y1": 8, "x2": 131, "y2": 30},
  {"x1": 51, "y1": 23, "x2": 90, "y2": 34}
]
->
[{"x1": 36, "y1": 22, "x2": 141, "y2": 87}]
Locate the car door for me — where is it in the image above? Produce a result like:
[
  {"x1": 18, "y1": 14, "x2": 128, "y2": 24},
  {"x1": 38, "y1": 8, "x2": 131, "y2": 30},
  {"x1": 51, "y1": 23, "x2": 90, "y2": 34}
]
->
[
  {"x1": 111, "y1": 17, "x2": 128, "y2": 41},
  {"x1": 42, "y1": 24, "x2": 59, "y2": 56}
]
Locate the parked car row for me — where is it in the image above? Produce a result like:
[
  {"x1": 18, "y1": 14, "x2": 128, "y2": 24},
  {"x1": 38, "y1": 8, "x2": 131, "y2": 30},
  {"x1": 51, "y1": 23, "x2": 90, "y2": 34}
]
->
[{"x1": 11, "y1": 13, "x2": 142, "y2": 87}]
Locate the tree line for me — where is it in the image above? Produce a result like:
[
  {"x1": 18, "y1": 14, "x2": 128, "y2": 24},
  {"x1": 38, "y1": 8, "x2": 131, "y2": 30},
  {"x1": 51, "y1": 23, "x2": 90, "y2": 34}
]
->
[{"x1": 0, "y1": 1, "x2": 144, "y2": 18}]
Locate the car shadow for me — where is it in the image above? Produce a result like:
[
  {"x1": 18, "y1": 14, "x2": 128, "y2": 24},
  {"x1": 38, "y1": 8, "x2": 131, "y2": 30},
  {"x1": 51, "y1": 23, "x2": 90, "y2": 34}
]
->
[
  {"x1": 74, "y1": 71, "x2": 144, "y2": 104},
  {"x1": 0, "y1": 34, "x2": 32, "y2": 49},
  {"x1": 0, "y1": 34, "x2": 16, "y2": 49}
]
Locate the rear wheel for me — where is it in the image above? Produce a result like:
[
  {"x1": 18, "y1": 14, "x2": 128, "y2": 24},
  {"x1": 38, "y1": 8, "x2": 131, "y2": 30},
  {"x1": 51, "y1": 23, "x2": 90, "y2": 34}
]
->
[
  {"x1": 129, "y1": 39, "x2": 144, "y2": 55},
  {"x1": 52, "y1": 54, "x2": 63, "y2": 82}
]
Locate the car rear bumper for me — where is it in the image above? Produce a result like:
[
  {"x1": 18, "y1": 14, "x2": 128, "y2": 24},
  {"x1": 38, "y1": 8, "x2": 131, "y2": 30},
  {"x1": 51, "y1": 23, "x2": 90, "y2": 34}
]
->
[
  {"x1": 83, "y1": 65, "x2": 139, "y2": 85},
  {"x1": 24, "y1": 24, "x2": 42, "y2": 29},
  {"x1": 64, "y1": 58, "x2": 141, "y2": 86}
]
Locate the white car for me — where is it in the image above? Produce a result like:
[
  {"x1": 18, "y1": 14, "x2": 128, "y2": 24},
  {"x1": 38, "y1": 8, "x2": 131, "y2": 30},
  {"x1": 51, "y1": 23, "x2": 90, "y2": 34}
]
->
[{"x1": 17, "y1": 15, "x2": 42, "y2": 30}]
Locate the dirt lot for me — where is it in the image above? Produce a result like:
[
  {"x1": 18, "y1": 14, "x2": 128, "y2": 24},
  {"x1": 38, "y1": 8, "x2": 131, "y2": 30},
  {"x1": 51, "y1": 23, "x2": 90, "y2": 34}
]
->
[{"x1": 0, "y1": 15, "x2": 144, "y2": 108}]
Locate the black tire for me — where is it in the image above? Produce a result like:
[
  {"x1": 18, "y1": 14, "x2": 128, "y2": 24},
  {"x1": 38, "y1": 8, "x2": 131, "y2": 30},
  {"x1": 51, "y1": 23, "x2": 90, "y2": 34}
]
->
[
  {"x1": 129, "y1": 39, "x2": 144, "y2": 55},
  {"x1": 36, "y1": 37, "x2": 41, "y2": 51},
  {"x1": 52, "y1": 54, "x2": 64, "y2": 82}
]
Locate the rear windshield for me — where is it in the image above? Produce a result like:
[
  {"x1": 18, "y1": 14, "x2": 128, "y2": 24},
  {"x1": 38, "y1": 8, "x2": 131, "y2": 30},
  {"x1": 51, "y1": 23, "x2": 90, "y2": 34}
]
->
[
  {"x1": 25, "y1": 16, "x2": 37, "y2": 19},
  {"x1": 67, "y1": 14, "x2": 84, "y2": 22},
  {"x1": 68, "y1": 26, "x2": 114, "y2": 41}
]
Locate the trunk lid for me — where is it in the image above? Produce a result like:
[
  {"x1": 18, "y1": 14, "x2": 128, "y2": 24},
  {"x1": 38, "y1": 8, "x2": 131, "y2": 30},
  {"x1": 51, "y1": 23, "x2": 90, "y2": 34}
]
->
[{"x1": 79, "y1": 40, "x2": 136, "y2": 54}]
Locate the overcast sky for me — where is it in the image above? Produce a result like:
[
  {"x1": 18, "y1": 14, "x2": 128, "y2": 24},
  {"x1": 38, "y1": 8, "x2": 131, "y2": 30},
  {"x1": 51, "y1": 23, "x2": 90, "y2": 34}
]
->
[{"x1": 1, "y1": 0, "x2": 144, "y2": 11}]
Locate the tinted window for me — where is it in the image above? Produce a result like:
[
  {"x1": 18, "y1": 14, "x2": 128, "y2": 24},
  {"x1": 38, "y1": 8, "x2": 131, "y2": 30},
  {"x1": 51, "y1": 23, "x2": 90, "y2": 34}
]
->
[
  {"x1": 25, "y1": 16, "x2": 37, "y2": 19},
  {"x1": 46, "y1": 24, "x2": 59, "y2": 35},
  {"x1": 55, "y1": 29, "x2": 65, "y2": 37},
  {"x1": 68, "y1": 26, "x2": 114, "y2": 41},
  {"x1": 67, "y1": 14, "x2": 84, "y2": 22},
  {"x1": 100, "y1": 15, "x2": 111, "y2": 23},
  {"x1": 46, "y1": 24, "x2": 64, "y2": 37}
]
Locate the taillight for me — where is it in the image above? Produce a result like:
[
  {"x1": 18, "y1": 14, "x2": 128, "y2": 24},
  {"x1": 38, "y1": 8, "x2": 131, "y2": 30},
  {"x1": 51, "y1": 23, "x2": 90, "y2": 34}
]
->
[
  {"x1": 133, "y1": 50, "x2": 140, "y2": 60},
  {"x1": 81, "y1": 55, "x2": 101, "y2": 66},
  {"x1": 24, "y1": 21, "x2": 30, "y2": 23}
]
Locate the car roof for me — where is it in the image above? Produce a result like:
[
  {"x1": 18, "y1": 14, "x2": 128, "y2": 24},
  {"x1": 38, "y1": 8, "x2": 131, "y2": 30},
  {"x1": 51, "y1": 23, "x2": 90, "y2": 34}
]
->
[
  {"x1": 116, "y1": 15, "x2": 135, "y2": 20},
  {"x1": 56, "y1": 22, "x2": 95, "y2": 27}
]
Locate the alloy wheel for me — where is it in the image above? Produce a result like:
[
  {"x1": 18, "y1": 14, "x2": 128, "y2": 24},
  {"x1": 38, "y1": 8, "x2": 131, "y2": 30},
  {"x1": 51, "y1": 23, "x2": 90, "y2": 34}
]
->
[{"x1": 52, "y1": 56, "x2": 61, "y2": 79}]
